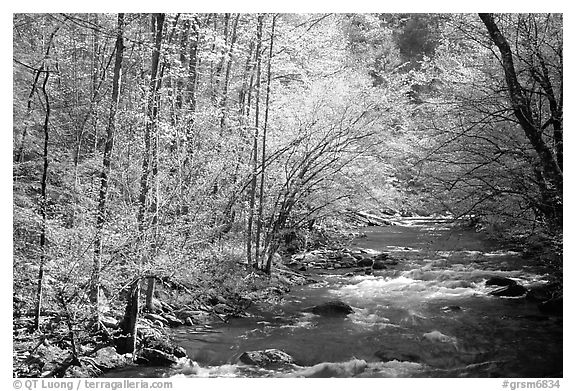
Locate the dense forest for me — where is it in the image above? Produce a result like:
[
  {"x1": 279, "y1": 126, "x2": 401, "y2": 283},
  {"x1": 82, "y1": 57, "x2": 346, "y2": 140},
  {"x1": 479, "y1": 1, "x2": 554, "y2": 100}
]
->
[{"x1": 13, "y1": 13, "x2": 562, "y2": 378}]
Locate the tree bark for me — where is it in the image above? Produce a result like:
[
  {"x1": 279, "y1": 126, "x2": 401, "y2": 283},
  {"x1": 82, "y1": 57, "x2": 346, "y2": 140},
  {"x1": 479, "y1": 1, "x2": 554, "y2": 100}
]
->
[
  {"x1": 34, "y1": 67, "x2": 51, "y2": 331},
  {"x1": 137, "y1": 13, "x2": 165, "y2": 313},
  {"x1": 479, "y1": 13, "x2": 562, "y2": 228},
  {"x1": 247, "y1": 14, "x2": 264, "y2": 269},
  {"x1": 260, "y1": 15, "x2": 276, "y2": 275},
  {"x1": 91, "y1": 14, "x2": 125, "y2": 313},
  {"x1": 219, "y1": 13, "x2": 240, "y2": 132}
]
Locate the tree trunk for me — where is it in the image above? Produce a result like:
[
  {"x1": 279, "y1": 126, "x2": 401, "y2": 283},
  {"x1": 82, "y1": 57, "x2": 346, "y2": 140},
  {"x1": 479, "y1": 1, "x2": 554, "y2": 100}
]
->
[
  {"x1": 15, "y1": 26, "x2": 60, "y2": 163},
  {"x1": 116, "y1": 279, "x2": 140, "y2": 359},
  {"x1": 137, "y1": 13, "x2": 165, "y2": 313},
  {"x1": 91, "y1": 14, "x2": 125, "y2": 315},
  {"x1": 138, "y1": 13, "x2": 165, "y2": 234},
  {"x1": 34, "y1": 67, "x2": 51, "y2": 331},
  {"x1": 479, "y1": 13, "x2": 562, "y2": 229},
  {"x1": 262, "y1": 15, "x2": 277, "y2": 275},
  {"x1": 219, "y1": 13, "x2": 240, "y2": 132},
  {"x1": 247, "y1": 14, "x2": 264, "y2": 269}
]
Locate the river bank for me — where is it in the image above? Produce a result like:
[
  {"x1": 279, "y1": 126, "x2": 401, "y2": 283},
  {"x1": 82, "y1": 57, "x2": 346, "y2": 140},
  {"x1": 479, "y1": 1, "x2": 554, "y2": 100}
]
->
[{"x1": 13, "y1": 216, "x2": 562, "y2": 378}]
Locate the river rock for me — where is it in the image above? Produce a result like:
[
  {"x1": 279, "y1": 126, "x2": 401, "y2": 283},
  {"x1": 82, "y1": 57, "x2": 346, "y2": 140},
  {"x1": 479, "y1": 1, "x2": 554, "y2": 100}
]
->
[
  {"x1": 374, "y1": 253, "x2": 390, "y2": 261},
  {"x1": 144, "y1": 313, "x2": 169, "y2": 326},
  {"x1": 485, "y1": 276, "x2": 517, "y2": 287},
  {"x1": 238, "y1": 349, "x2": 294, "y2": 367},
  {"x1": 372, "y1": 260, "x2": 388, "y2": 270},
  {"x1": 93, "y1": 347, "x2": 130, "y2": 370},
  {"x1": 441, "y1": 305, "x2": 462, "y2": 313},
  {"x1": 422, "y1": 330, "x2": 458, "y2": 345},
  {"x1": 141, "y1": 335, "x2": 187, "y2": 360},
  {"x1": 163, "y1": 313, "x2": 185, "y2": 327},
  {"x1": 490, "y1": 284, "x2": 526, "y2": 297},
  {"x1": 340, "y1": 254, "x2": 357, "y2": 265},
  {"x1": 526, "y1": 282, "x2": 561, "y2": 302},
  {"x1": 357, "y1": 258, "x2": 373, "y2": 267},
  {"x1": 100, "y1": 316, "x2": 119, "y2": 329},
  {"x1": 538, "y1": 296, "x2": 562, "y2": 316},
  {"x1": 136, "y1": 348, "x2": 179, "y2": 366},
  {"x1": 305, "y1": 300, "x2": 354, "y2": 317}
]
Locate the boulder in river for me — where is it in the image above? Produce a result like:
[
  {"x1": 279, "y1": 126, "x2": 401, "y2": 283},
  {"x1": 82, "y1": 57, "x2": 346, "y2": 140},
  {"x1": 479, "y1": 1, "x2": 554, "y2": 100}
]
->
[
  {"x1": 374, "y1": 253, "x2": 390, "y2": 261},
  {"x1": 136, "y1": 348, "x2": 179, "y2": 366},
  {"x1": 356, "y1": 258, "x2": 373, "y2": 267},
  {"x1": 490, "y1": 284, "x2": 526, "y2": 297},
  {"x1": 485, "y1": 276, "x2": 517, "y2": 287},
  {"x1": 372, "y1": 260, "x2": 388, "y2": 270},
  {"x1": 422, "y1": 330, "x2": 458, "y2": 345},
  {"x1": 304, "y1": 300, "x2": 354, "y2": 317},
  {"x1": 526, "y1": 282, "x2": 561, "y2": 303},
  {"x1": 238, "y1": 349, "x2": 294, "y2": 368}
]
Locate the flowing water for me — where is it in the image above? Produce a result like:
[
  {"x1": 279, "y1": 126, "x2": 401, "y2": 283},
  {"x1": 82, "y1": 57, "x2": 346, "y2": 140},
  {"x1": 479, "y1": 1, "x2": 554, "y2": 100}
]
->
[{"x1": 108, "y1": 217, "x2": 562, "y2": 378}]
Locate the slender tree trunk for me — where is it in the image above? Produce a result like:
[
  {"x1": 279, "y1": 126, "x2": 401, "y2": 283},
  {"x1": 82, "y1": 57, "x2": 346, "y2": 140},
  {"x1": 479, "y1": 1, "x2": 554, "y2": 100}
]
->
[
  {"x1": 261, "y1": 15, "x2": 276, "y2": 275},
  {"x1": 91, "y1": 14, "x2": 125, "y2": 316},
  {"x1": 138, "y1": 13, "x2": 165, "y2": 233},
  {"x1": 15, "y1": 26, "x2": 60, "y2": 163},
  {"x1": 219, "y1": 13, "x2": 240, "y2": 132},
  {"x1": 137, "y1": 13, "x2": 165, "y2": 313},
  {"x1": 34, "y1": 67, "x2": 51, "y2": 331},
  {"x1": 185, "y1": 17, "x2": 200, "y2": 154},
  {"x1": 247, "y1": 14, "x2": 264, "y2": 269},
  {"x1": 117, "y1": 279, "x2": 140, "y2": 357}
]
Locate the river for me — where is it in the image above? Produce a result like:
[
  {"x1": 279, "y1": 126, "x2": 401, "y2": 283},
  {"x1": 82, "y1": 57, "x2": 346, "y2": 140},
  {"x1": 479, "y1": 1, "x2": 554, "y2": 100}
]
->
[{"x1": 108, "y1": 217, "x2": 562, "y2": 378}]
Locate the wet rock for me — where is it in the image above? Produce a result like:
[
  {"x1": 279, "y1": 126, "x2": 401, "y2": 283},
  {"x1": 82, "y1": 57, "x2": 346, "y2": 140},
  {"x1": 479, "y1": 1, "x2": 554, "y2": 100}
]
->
[
  {"x1": 365, "y1": 269, "x2": 373, "y2": 275},
  {"x1": 356, "y1": 258, "x2": 373, "y2": 267},
  {"x1": 238, "y1": 349, "x2": 294, "y2": 368},
  {"x1": 538, "y1": 296, "x2": 562, "y2": 316},
  {"x1": 526, "y1": 282, "x2": 561, "y2": 303},
  {"x1": 490, "y1": 284, "x2": 526, "y2": 297},
  {"x1": 485, "y1": 276, "x2": 517, "y2": 287},
  {"x1": 374, "y1": 253, "x2": 390, "y2": 261},
  {"x1": 422, "y1": 330, "x2": 458, "y2": 345},
  {"x1": 100, "y1": 316, "x2": 119, "y2": 329},
  {"x1": 93, "y1": 347, "x2": 130, "y2": 371},
  {"x1": 213, "y1": 303, "x2": 233, "y2": 314},
  {"x1": 372, "y1": 260, "x2": 388, "y2": 270},
  {"x1": 163, "y1": 313, "x2": 184, "y2": 327},
  {"x1": 144, "y1": 313, "x2": 168, "y2": 325},
  {"x1": 340, "y1": 254, "x2": 357, "y2": 265},
  {"x1": 305, "y1": 300, "x2": 354, "y2": 317},
  {"x1": 141, "y1": 334, "x2": 187, "y2": 361},
  {"x1": 136, "y1": 348, "x2": 178, "y2": 366},
  {"x1": 441, "y1": 305, "x2": 462, "y2": 313},
  {"x1": 375, "y1": 350, "x2": 421, "y2": 363}
]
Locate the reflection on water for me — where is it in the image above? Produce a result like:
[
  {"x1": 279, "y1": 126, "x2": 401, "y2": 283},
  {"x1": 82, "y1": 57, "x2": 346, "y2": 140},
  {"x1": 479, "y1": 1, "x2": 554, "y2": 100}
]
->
[{"x1": 106, "y1": 218, "x2": 562, "y2": 378}]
